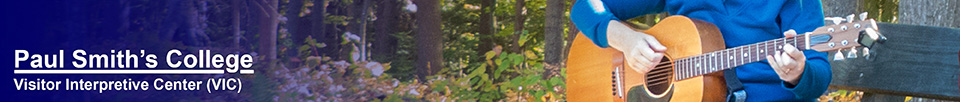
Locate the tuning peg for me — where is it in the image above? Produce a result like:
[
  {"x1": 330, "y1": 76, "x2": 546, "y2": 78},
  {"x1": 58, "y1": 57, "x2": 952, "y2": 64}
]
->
[
  {"x1": 846, "y1": 14, "x2": 855, "y2": 23},
  {"x1": 862, "y1": 47, "x2": 871, "y2": 59},
  {"x1": 825, "y1": 17, "x2": 845, "y2": 25},
  {"x1": 833, "y1": 50, "x2": 845, "y2": 61},
  {"x1": 859, "y1": 12, "x2": 869, "y2": 21},
  {"x1": 846, "y1": 48, "x2": 858, "y2": 58}
]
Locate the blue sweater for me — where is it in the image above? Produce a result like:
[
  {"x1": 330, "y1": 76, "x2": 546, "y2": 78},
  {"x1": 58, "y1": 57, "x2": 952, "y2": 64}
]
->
[{"x1": 570, "y1": 0, "x2": 831, "y2": 101}]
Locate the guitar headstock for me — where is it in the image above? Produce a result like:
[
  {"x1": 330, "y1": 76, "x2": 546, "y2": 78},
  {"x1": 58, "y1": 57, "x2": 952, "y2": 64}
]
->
[{"x1": 806, "y1": 12, "x2": 887, "y2": 60}]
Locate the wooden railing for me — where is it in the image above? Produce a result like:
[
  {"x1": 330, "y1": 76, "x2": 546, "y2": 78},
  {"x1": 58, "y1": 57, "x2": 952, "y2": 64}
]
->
[{"x1": 828, "y1": 23, "x2": 960, "y2": 100}]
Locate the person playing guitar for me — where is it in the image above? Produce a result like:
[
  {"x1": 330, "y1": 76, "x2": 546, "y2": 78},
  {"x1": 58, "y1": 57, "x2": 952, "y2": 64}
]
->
[{"x1": 570, "y1": 0, "x2": 831, "y2": 101}]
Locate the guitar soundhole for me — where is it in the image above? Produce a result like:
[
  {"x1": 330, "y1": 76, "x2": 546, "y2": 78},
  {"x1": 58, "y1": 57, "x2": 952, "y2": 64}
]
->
[{"x1": 645, "y1": 57, "x2": 673, "y2": 95}]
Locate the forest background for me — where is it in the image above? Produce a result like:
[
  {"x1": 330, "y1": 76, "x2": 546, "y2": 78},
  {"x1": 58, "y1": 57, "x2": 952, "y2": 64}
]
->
[{"x1": 17, "y1": 0, "x2": 959, "y2": 101}]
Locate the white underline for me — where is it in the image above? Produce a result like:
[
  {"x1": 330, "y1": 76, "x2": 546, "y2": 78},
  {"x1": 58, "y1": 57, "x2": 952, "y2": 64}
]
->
[
  {"x1": 240, "y1": 70, "x2": 254, "y2": 74},
  {"x1": 13, "y1": 69, "x2": 255, "y2": 74}
]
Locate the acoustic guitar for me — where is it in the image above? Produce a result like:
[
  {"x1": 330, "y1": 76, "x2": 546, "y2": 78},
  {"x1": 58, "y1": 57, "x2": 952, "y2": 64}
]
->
[{"x1": 566, "y1": 15, "x2": 885, "y2": 102}]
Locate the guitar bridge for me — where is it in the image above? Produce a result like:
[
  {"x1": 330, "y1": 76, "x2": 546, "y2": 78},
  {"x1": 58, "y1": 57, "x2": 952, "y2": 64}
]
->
[{"x1": 613, "y1": 66, "x2": 624, "y2": 98}]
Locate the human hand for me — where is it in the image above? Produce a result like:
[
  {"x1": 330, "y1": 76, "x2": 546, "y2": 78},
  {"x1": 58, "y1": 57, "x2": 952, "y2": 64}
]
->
[
  {"x1": 767, "y1": 29, "x2": 806, "y2": 85},
  {"x1": 606, "y1": 21, "x2": 667, "y2": 74}
]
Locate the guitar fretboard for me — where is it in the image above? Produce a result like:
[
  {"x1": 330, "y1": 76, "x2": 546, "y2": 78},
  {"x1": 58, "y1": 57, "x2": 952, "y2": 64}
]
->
[{"x1": 672, "y1": 35, "x2": 818, "y2": 81}]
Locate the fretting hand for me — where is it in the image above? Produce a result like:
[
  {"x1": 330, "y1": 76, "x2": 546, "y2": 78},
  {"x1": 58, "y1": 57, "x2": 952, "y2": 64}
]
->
[{"x1": 767, "y1": 29, "x2": 806, "y2": 85}]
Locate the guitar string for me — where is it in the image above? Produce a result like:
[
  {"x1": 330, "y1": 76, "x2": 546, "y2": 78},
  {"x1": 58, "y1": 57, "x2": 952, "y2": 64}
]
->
[
  {"x1": 629, "y1": 36, "x2": 807, "y2": 80},
  {"x1": 667, "y1": 37, "x2": 805, "y2": 79},
  {"x1": 668, "y1": 36, "x2": 803, "y2": 61}
]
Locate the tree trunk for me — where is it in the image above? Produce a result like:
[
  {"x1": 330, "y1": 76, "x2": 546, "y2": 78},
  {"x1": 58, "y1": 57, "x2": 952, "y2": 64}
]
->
[
  {"x1": 861, "y1": 0, "x2": 898, "y2": 23},
  {"x1": 346, "y1": 0, "x2": 363, "y2": 61},
  {"x1": 899, "y1": 0, "x2": 960, "y2": 28},
  {"x1": 478, "y1": 0, "x2": 496, "y2": 53},
  {"x1": 543, "y1": 0, "x2": 565, "y2": 77},
  {"x1": 415, "y1": 0, "x2": 443, "y2": 79},
  {"x1": 233, "y1": 0, "x2": 243, "y2": 48},
  {"x1": 159, "y1": 0, "x2": 210, "y2": 47},
  {"x1": 254, "y1": 0, "x2": 279, "y2": 67},
  {"x1": 643, "y1": 15, "x2": 654, "y2": 25},
  {"x1": 544, "y1": 0, "x2": 563, "y2": 64},
  {"x1": 821, "y1": 0, "x2": 862, "y2": 17},
  {"x1": 314, "y1": 0, "x2": 343, "y2": 59},
  {"x1": 563, "y1": 20, "x2": 578, "y2": 64},
  {"x1": 510, "y1": 0, "x2": 526, "y2": 53},
  {"x1": 311, "y1": 0, "x2": 326, "y2": 41},
  {"x1": 562, "y1": 0, "x2": 579, "y2": 65},
  {"x1": 373, "y1": 0, "x2": 401, "y2": 61},
  {"x1": 358, "y1": 0, "x2": 371, "y2": 61},
  {"x1": 285, "y1": 0, "x2": 303, "y2": 57}
]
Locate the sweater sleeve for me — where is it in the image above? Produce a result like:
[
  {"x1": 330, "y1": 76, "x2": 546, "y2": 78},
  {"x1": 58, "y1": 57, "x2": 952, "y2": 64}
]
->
[
  {"x1": 783, "y1": 50, "x2": 831, "y2": 99},
  {"x1": 779, "y1": 0, "x2": 831, "y2": 100},
  {"x1": 570, "y1": 0, "x2": 665, "y2": 47}
]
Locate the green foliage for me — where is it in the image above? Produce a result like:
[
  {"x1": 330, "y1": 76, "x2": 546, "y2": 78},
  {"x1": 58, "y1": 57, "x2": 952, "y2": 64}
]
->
[
  {"x1": 325, "y1": 15, "x2": 352, "y2": 26},
  {"x1": 861, "y1": 0, "x2": 899, "y2": 23},
  {"x1": 298, "y1": 36, "x2": 327, "y2": 58},
  {"x1": 387, "y1": 31, "x2": 418, "y2": 81},
  {"x1": 264, "y1": 47, "x2": 566, "y2": 101},
  {"x1": 265, "y1": 0, "x2": 565, "y2": 101},
  {"x1": 428, "y1": 0, "x2": 560, "y2": 101},
  {"x1": 459, "y1": 50, "x2": 562, "y2": 102},
  {"x1": 439, "y1": 0, "x2": 483, "y2": 78},
  {"x1": 819, "y1": 90, "x2": 863, "y2": 102},
  {"x1": 248, "y1": 72, "x2": 280, "y2": 102}
]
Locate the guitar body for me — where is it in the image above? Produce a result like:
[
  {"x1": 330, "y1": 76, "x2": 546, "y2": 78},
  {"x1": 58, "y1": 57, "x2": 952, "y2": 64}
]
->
[{"x1": 567, "y1": 16, "x2": 728, "y2": 102}]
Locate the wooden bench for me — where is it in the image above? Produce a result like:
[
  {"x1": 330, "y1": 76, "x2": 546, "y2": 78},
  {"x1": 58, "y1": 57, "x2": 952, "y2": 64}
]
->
[{"x1": 828, "y1": 23, "x2": 960, "y2": 100}]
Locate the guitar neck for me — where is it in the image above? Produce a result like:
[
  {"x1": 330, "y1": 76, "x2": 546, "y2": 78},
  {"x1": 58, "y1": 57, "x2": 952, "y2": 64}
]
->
[{"x1": 672, "y1": 34, "x2": 827, "y2": 81}]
